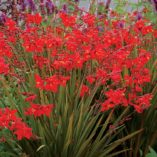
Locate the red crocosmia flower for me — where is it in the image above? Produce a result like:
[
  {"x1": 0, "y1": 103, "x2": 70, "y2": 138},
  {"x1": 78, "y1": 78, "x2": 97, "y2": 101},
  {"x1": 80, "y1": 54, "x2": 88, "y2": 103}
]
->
[
  {"x1": 110, "y1": 67, "x2": 122, "y2": 83},
  {"x1": 44, "y1": 75, "x2": 60, "y2": 92},
  {"x1": 134, "y1": 94, "x2": 152, "y2": 113},
  {"x1": 11, "y1": 120, "x2": 32, "y2": 140},
  {"x1": 134, "y1": 19, "x2": 146, "y2": 31},
  {"x1": 0, "y1": 108, "x2": 33, "y2": 140},
  {"x1": 25, "y1": 94, "x2": 37, "y2": 102},
  {"x1": 25, "y1": 103, "x2": 54, "y2": 117},
  {"x1": 86, "y1": 75, "x2": 95, "y2": 84},
  {"x1": 0, "y1": 37, "x2": 13, "y2": 58},
  {"x1": 80, "y1": 84, "x2": 89, "y2": 97},
  {"x1": 34, "y1": 38, "x2": 45, "y2": 52},
  {"x1": 45, "y1": 36, "x2": 62, "y2": 49},
  {"x1": 135, "y1": 85, "x2": 142, "y2": 92},
  {"x1": 26, "y1": 13, "x2": 42, "y2": 25},
  {"x1": 101, "y1": 100, "x2": 114, "y2": 112},
  {"x1": 44, "y1": 75, "x2": 70, "y2": 92},
  {"x1": 35, "y1": 74, "x2": 70, "y2": 92},
  {"x1": 82, "y1": 14, "x2": 96, "y2": 26},
  {"x1": 111, "y1": 73, "x2": 121, "y2": 83},
  {"x1": 60, "y1": 13, "x2": 76, "y2": 27},
  {"x1": 7, "y1": 35, "x2": 16, "y2": 43},
  {"x1": 141, "y1": 25, "x2": 153, "y2": 35},
  {"x1": 35, "y1": 74, "x2": 44, "y2": 89},
  {"x1": 33, "y1": 56, "x2": 50, "y2": 69},
  {"x1": 44, "y1": 81, "x2": 58, "y2": 93},
  {"x1": 55, "y1": 27, "x2": 64, "y2": 35},
  {"x1": 5, "y1": 18, "x2": 17, "y2": 31},
  {"x1": 72, "y1": 54, "x2": 84, "y2": 69},
  {"x1": 60, "y1": 76, "x2": 70, "y2": 86},
  {"x1": 0, "y1": 57, "x2": 9, "y2": 75},
  {"x1": 153, "y1": 30, "x2": 157, "y2": 38},
  {"x1": 34, "y1": 13, "x2": 42, "y2": 25},
  {"x1": 96, "y1": 69, "x2": 108, "y2": 84},
  {"x1": 133, "y1": 105, "x2": 143, "y2": 113},
  {"x1": 101, "y1": 89, "x2": 128, "y2": 111},
  {"x1": 0, "y1": 108, "x2": 17, "y2": 128}
]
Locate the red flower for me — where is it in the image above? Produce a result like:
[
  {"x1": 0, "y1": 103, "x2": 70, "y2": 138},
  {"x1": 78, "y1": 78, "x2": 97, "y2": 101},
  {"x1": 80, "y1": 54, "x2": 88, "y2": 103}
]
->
[
  {"x1": 0, "y1": 57, "x2": 9, "y2": 75},
  {"x1": 33, "y1": 56, "x2": 50, "y2": 69},
  {"x1": 25, "y1": 94, "x2": 37, "y2": 102},
  {"x1": 11, "y1": 120, "x2": 32, "y2": 140},
  {"x1": 101, "y1": 89, "x2": 128, "y2": 111},
  {"x1": 35, "y1": 74, "x2": 45, "y2": 89},
  {"x1": 5, "y1": 18, "x2": 17, "y2": 31},
  {"x1": 141, "y1": 25, "x2": 153, "y2": 35},
  {"x1": 0, "y1": 108, "x2": 17, "y2": 128},
  {"x1": 134, "y1": 19, "x2": 146, "y2": 31},
  {"x1": 134, "y1": 94, "x2": 152, "y2": 113},
  {"x1": 80, "y1": 84, "x2": 89, "y2": 97},
  {"x1": 25, "y1": 103, "x2": 54, "y2": 117},
  {"x1": 0, "y1": 36, "x2": 13, "y2": 58},
  {"x1": 0, "y1": 108, "x2": 33, "y2": 140},
  {"x1": 35, "y1": 74, "x2": 70, "y2": 92},
  {"x1": 153, "y1": 30, "x2": 157, "y2": 38},
  {"x1": 45, "y1": 75, "x2": 70, "y2": 92},
  {"x1": 86, "y1": 75, "x2": 95, "y2": 84},
  {"x1": 82, "y1": 14, "x2": 96, "y2": 26},
  {"x1": 60, "y1": 13, "x2": 76, "y2": 27},
  {"x1": 26, "y1": 13, "x2": 42, "y2": 25}
]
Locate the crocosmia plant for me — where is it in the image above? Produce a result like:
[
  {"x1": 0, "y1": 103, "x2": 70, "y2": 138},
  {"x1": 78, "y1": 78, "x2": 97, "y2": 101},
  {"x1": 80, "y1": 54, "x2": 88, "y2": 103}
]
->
[{"x1": 0, "y1": 1, "x2": 157, "y2": 157}]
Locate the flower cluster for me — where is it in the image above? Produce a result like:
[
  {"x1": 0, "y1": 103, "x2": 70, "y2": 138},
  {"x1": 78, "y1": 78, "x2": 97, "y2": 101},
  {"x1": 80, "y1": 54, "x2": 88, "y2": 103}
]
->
[
  {"x1": 0, "y1": 57, "x2": 9, "y2": 75},
  {"x1": 0, "y1": 9, "x2": 156, "y2": 142},
  {"x1": 0, "y1": 0, "x2": 56, "y2": 18},
  {"x1": 0, "y1": 0, "x2": 80, "y2": 25},
  {"x1": 35, "y1": 74, "x2": 70, "y2": 93},
  {"x1": 0, "y1": 108, "x2": 32, "y2": 140},
  {"x1": 25, "y1": 103, "x2": 54, "y2": 117}
]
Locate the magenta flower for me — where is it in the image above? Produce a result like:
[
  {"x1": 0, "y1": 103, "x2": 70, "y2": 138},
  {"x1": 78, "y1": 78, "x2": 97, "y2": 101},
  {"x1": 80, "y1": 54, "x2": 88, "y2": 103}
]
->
[
  {"x1": 152, "y1": 0, "x2": 157, "y2": 12},
  {"x1": 46, "y1": 0, "x2": 55, "y2": 14},
  {"x1": 0, "y1": 12, "x2": 6, "y2": 24},
  {"x1": 27, "y1": 0, "x2": 36, "y2": 12},
  {"x1": 136, "y1": 12, "x2": 142, "y2": 20},
  {"x1": 62, "y1": 4, "x2": 67, "y2": 13}
]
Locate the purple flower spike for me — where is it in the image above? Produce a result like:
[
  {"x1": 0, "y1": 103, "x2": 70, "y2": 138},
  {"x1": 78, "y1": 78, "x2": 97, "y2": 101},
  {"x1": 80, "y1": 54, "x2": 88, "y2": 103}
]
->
[
  {"x1": 97, "y1": 26, "x2": 104, "y2": 32},
  {"x1": 117, "y1": 21, "x2": 124, "y2": 29},
  {"x1": 136, "y1": 12, "x2": 142, "y2": 20},
  {"x1": 105, "y1": 0, "x2": 111, "y2": 10},
  {"x1": 39, "y1": 0, "x2": 46, "y2": 15},
  {"x1": 46, "y1": 0, "x2": 55, "y2": 15},
  {"x1": 21, "y1": 2, "x2": 26, "y2": 12},
  {"x1": 62, "y1": 4, "x2": 67, "y2": 13},
  {"x1": 27, "y1": 0, "x2": 36, "y2": 12},
  {"x1": 0, "y1": 12, "x2": 6, "y2": 24},
  {"x1": 98, "y1": 15, "x2": 104, "y2": 19},
  {"x1": 152, "y1": 0, "x2": 157, "y2": 12}
]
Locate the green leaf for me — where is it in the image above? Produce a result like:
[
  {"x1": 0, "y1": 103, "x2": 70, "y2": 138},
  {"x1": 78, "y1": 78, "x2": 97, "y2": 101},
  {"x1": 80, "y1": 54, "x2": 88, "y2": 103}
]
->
[
  {"x1": 102, "y1": 129, "x2": 143, "y2": 156},
  {"x1": 36, "y1": 145, "x2": 46, "y2": 152},
  {"x1": 146, "y1": 147, "x2": 157, "y2": 157}
]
